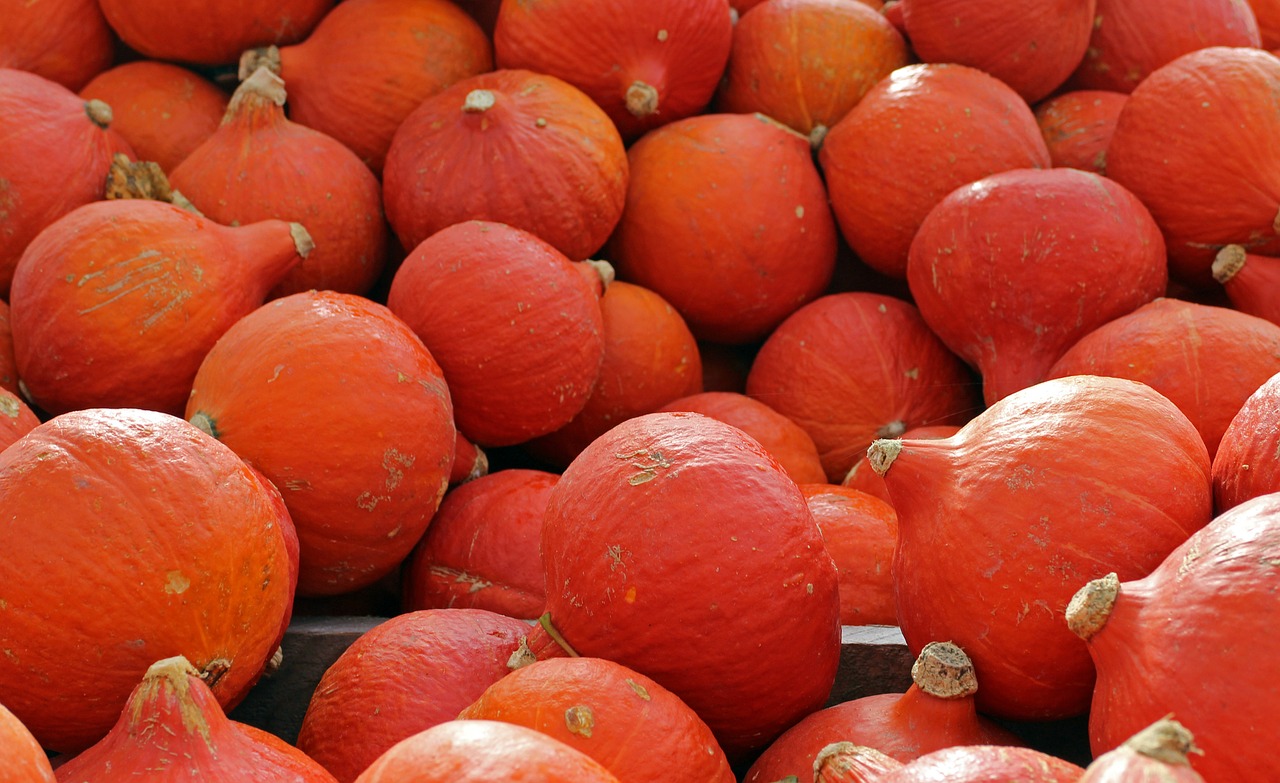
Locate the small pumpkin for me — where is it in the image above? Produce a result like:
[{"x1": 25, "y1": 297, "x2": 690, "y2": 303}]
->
[
  {"x1": 799, "y1": 484, "x2": 898, "y2": 626},
  {"x1": 1212, "y1": 371, "x2": 1280, "y2": 511},
  {"x1": 1212, "y1": 244, "x2": 1280, "y2": 325},
  {"x1": 0, "y1": 0, "x2": 114, "y2": 92},
  {"x1": 0, "y1": 700, "x2": 54, "y2": 783},
  {"x1": 1077, "y1": 719, "x2": 1206, "y2": 783},
  {"x1": 1033, "y1": 90, "x2": 1128, "y2": 174}
]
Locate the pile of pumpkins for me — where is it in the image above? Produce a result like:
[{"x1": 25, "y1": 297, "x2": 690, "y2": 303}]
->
[{"x1": 2, "y1": 0, "x2": 1279, "y2": 780}]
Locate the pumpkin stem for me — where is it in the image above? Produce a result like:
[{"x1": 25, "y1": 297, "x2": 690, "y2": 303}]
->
[
  {"x1": 238, "y1": 45, "x2": 282, "y2": 81},
  {"x1": 227, "y1": 66, "x2": 288, "y2": 121},
  {"x1": 289, "y1": 222, "x2": 315, "y2": 259},
  {"x1": 507, "y1": 636, "x2": 537, "y2": 670},
  {"x1": 537, "y1": 611, "x2": 581, "y2": 658},
  {"x1": 463, "y1": 89, "x2": 497, "y2": 114},
  {"x1": 1124, "y1": 717, "x2": 1201, "y2": 765},
  {"x1": 264, "y1": 646, "x2": 284, "y2": 677},
  {"x1": 1065, "y1": 572, "x2": 1120, "y2": 640},
  {"x1": 1212, "y1": 244, "x2": 1246, "y2": 284},
  {"x1": 104, "y1": 154, "x2": 174, "y2": 203},
  {"x1": 866, "y1": 439, "x2": 902, "y2": 477},
  {"x1": 809, "y1": 124, "x2": 830, "y2": 152},
  {"x1": 625, "y1": 81, "x2": 660, "y2": 119},
  {"x1": 585, "y1": 259, "x2": 615, "y2": 291},
  {"x1": 85, "y1": 99, "x2": 114, "y2": 129},
  {"x1": 189, "y1": 411, "x2": 219, "y2": 439},
  {"x1": 911, "y1": 641, "x2": 978, "y2": 699}
]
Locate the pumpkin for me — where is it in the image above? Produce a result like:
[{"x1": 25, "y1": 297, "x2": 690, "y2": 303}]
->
[
  {"x1": 799, "y1": 484, "x2": 898, "y2": 626},
  {"x1": 1032, "y1": 90, "x2": 1128, "y2": 174},
  {"x1": 296, "y1": 609, "x2": 529, "y2": 783},
  {"x1": 52, "y1": 656, "x2": 335, "y2": 782},
  {"x1": 170, "y1": 67, "x2": 387, "y2": 299},
  {"x1": 0, "y1": 68, "x2": 134, "y2": 298},
  {"x1": 0, "y1": 407, "x2": 294, "y2": 753},
  {"x1": 868, "y1": 375, "x2": 1213, "y2": 721},
  {"x1": 814, "y1": 743, "x2": 905, "y2": 783},
  {"x1": 1212, "y1": 371, "x2": 1280, "y2": 511},
  {"x1": 0, "y1": 389, "x2": 40, "y2": 452},
  {"x1": 746, "y1": 292, "x2": 980, "y2": 483},
  {"x1": 494, "y1": 0, "x2": 733, "y2": 141},
  {"x1": 238, "y1": 0, "x2": 492, "y2": 173},
  {"x1": 383, "y1": 69, "x2": 628, "y2": 264},
  {"x1": 459, "y1": 657, "x2": 735, "y2": 783},
  {"x1": 10, "y1": 190, "x2": 310, "y2": 417},
  {"x1": 0, "y1": 701, "x2": 54, "y2": 783},
  {"x1": 353, "y1": 721, "x2": 624, "y2": 783},
  {"x1": 186, "y1": 291, "x2": 456, "y2": 596},
  {"x1": 514, "y1": 411, "x2": 841, "y2": 760},
  {"x1": 841, "y1": 425, "x2": 959, "y2": 506},
  {"x1": 448, "y1": 432, "x2": 489, "y2": 487},
  {"x1": 1046, "y1": 298, "x2": 1280, "y2": 458},
  {"x1": 0, "y1": 300, "x2": 15, "y2": 396},
  {"x1": 401, "y1": 469, "x2": 556, "y2": 619},
  {"x1": 0, "y1": 0, "x2": 114, "y2": 92},
  {"x1": 744, "y1": 642, "x2": 1024, "y2": 783},
  {"x1": 1212, "y1": 244, "x2": 1280, "y2": 325},
  {"x1": 819, "y1": 62, "x2": 1051, "y2": 279},
  {"x1": 715, "y1": 0, "x2": 909, "y2": 146},
  {"x1": 876, "y1": 746, "x2": 1084, "y2": 783},
  {"x1": 386, "y1": 220, "x2": 607, "y2": 448},
  {"x1": 1251, "y1": 0, "x2": 1280, "y2": 48},
  {"x1": 1066, "y1": 492, "x2": 1280, "y2": 782},
  {"x1": 907, "y1": 167, "x2": 1168, "y2": 406},
  {"x1": 1077, "y1": 719, "x2": 1206, "y2": 783},
  {"x1": 1104, "y1": 46, "x2": 1280, "y2": 287}
]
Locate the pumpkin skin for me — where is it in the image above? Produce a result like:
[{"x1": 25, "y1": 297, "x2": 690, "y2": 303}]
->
[
  {"x1": 494, "y1": 0, "x2": 733, "y2": 141},
  {"x1": 869, "y1": 376, "x2": 1213, "y2": 721},
  {"x1": 10, "y1": 197, "x2": 309, "y2": 417},
  {"x1": 609, "y1": 113, "x2": 837, "y2": 344},
  {"x1": 1105, "y1": 47, "x2": 1280, "y2": 287},
  {"x1": 0, "y1": 407, "x2": 294, "y2": 754},
  {"x1": 519, "y1": 411, "x2": 841, "y2": 760},
  {"x1": 448, "y1": 431, "x2": 489, "y2": 486},
  {"x1": 1033, "y1": 90, "x2": 1128, "y2": 174},
  {"x1": 0, "y1": 68, "x2": 134, "y2": 298},
  {"x1": 841, "y1": 424, "x2": 959, "y2": 506},
  {"x1": 401, "y1": 469, "x2": 555, "y2": 619},
  {"x1": 0, "y1": 300, "x2": 15, "y2": 395},
  {"x1": 877, "y1": 746, "x2": 1084, "y2": 783},
  {"x1": 170, "y1": 67, "x2": 387, "y2": 299},
  {"x1": 185, "y1": 291, "x2": 456, "y2": 597},
  {"x1": 716, "y1": 0, "x2": 909, "y2": 143},
  {"x1": 0, "y1": 0, "x2": 114, "y2": 92},
  {"x1": 1046, "y1": 298, "x2": 1280, "y2": 458},
  {"x1": 1252, "y1": 0, "x2": 1280, "y2": 48},
  {"x1": 819, "y1": 63, "x2": 1051, "y2": 279},
  {"x1": 1212, "y1": 371, "x2": 1280, "y2": 511},
  {"x1": 1212, "y1": 244, "x2": 1280, "y2": 325},
  {"x1": 907, "y1": 167, "x2": 1168, "y2": 406},
  {"x1": 296, "y1": 610, "x2": 529, "y2": 783},
  {"x1": 459, "y1": 657, "x2": 735, "y2": 783},
  {"x1": 814, "y1": 744, "x2": 904, "y2": 783},
  {"x1": 0, "y1": 701, "x2": 55, "y2": 783},
  {"x1": 746, "y1": 292, "x2": 981, "y2": 483},
  {"x1": 241, "y1": 0, "x2": 492, "y2": 173},
  {"x1": 1066, "y1": 493, "x2": 1280, "y2": 782},
  {"x1": 384, "y1": 69, "x2": 628, "y2": 264},
  {"x1": 1077, "y1": 719, "x2": 1206, "y2": 783},
  {"x1": 799, "y1": 484, "x2": 898, "y2": 626},
  {"x1": 0, "y1": 388, "x2": 40, "y2": 452},
  {"x1": 386, "y1": 220, "x2": 606, "y2": 448}
]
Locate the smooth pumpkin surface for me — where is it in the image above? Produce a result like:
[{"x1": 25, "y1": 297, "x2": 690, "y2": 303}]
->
[
  {"x1": 0, "y1": 0, "x2": 114, "y2": 91},
  {"x1": 1213, "y1": 371, "x2": 1280, "y2": 511},
  {"x1": 0, "y1": 388, "x2": 40, "y2": 453}
]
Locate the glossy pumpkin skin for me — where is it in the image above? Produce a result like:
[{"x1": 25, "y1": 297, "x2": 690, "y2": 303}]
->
[
  {"x1": 523, "y1": 411, "x2": 841, "y2": 760},
  {"x1": 1033, "y1": 90, "x2": 1128, "y2": 174},
  {"x1": 842, "y1": 424, "x2": 959, "y2": 506},
  {"x1": 1105, "y1": 47, "x2": 1280, "y2": 286},
  {"x1": 819, "y1": 63, "x2": 1051, "y2": 279},
  {"x1": 0, "y1": 388, "x2": 40, "y2": 453},
  {"x1": 1046, "y1": 298, "x2": 1280, "y2": 459},
  {"x1": 799, "y1": 484, "x2": 898, "y2": 626},
  {"x1": 296, "y1": 610, "x2": 529, "y2": 783},
  {"x1": 10, "y1": 198, "x2": 307, "y2": 417},
  {"x1": 495, "y1": 0, "x2": 732, "y2": 141},
  {"x1": 384, "y1": 69, "x2": 628, "y2": 263},
  {"x1": 0, "y1": 700, "x2": 55, "y2": 783},
  {"x1": 1077, "y1": 719, "x2": 1206, "y2": 783},
  {"x1": 1068, "y1": 493, "x2": 1280, "y2": 782},
  {"x1": 0, "y1": 0, "x2": 114, "y2": 91},
  {"x1": 186, "y1": 291, "x2": 456, "y2": 597},
  {"x1": 1213, "y1": 371, "x2": 1280, "y2": 511},
  {"x1": 0, "y1": 408, "x2": 294, "y2": 754},
  {"x1": 746, "y1": 292, "x2": 981, "y2": 483},
  {"x1": 353, "y1": 720, "x2": 624, "y2": 783},
  {"x1": 459, "y1": 657, "x2": 735, "y2": 783},
  {"x1": 876, "y1": 746, "x2": 1084, "y2": 783},
  {"x1": 401, "y1": 469, "x2": 556, "y2": 619},
  {"x1": 907, "y1": 167, "x2": 1168, "y2": 406},
  {"x1": 386, "y1": 220, "x2": 606, "y2": 448},
  {"x1": 716, "y1": 0, "x2": 909, "y2": 141},
  {"x1": 873, "y1": 376, "x2": 1213, "y2": 721},
  {"x1": 1213, "y1": 244, "x2": 1280, "y2": 325}
]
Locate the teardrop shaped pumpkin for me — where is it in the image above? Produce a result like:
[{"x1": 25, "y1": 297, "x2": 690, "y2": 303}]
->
[
  {"x1": 1077, "y1": 719, "x2": 1206, "y2": 783},
  {"x1": 1212, "y1": 371, "x2": 1280, "y2": 511},
  {"x1": 0, "y1": 701, "x2": 54, "y2": 783},
  {"x1": 1212, "y1": 244, "x2": 1280, "y2": 325},
  {"x1": 0, "y1": 0, "x2": 114, "y2": 92}
]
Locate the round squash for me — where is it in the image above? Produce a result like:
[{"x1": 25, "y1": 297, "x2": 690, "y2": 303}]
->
[
  {"x1": 1212, "y1": 371, "x2": 1280, "y2": 511},
  {"x1": 0, "y1": 0, "x2": 114, "y2": 91}
]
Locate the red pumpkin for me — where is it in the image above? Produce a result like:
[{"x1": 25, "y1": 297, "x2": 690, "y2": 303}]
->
[
  {"x1": 1213, "y1": 371, "x2": 1280, "y2": 511},
  {"x1": 800, "y1": 484, "x2": 898, "y2": 626},
  {"x1": 819, "y1": 63, "x2": 1051, "y2": 279},
  {"x1": 841, "y1": 425, "x2": 959, "y2": 506},
  {"x1": 1033, "y1": 90, "x2": 1128, "y2": 174},
  {"x1": 0, "y1": 408, "x2": 294, "y2": 753},
  {"x1": 1252, "y1": 0, "x2": 1280, "y2": 48},
  {"x1": 0, "y1": 701, "x2": 54, "y2": 783},
  {"x1": 608, "y1": 113, "x2": 836, "y2": 344},
  {"x1": 877, "y1": 746, "x2": 1083, "y2": 782},
  {"x1": 1213, "y1": 244, "x2": 1280, "y2": 325},
  {"x1": 1066, "y1": 492, "x2": 1280, "y2": 782},
  {"x1": 0, "y1": 388, "x2": 40, "y2": 452},
  {"x1": 296, "y1": 609, "x2": 529, "y2": 783},
  {"x1": 814, "y1": 744, "x2": 904, "y2": 783},
  {"x1": 495, "y1": 0, "x2": 733, "y2": 141},
  {"x1": 907, "y1": 167, "x2": 1168, "y2": 405},
  {"x1": 1077, "y1": 719, "x2": 1206, "y2": 783},
  {"x1": 0, "y1": 300, "x2": 15, "y2": 396},
  {"x1": 869, "y1": 376, "x2": 1212, "y2": 720},
  {"x1": 0, "y1": 0, "x2": 114, "y2": 91},
  {"x1": 448, "y1": 432, "x2": 489, "y2": 487}
]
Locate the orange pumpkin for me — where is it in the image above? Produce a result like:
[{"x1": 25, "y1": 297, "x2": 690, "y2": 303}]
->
[
  {"x1": 1077, "y1": 719, "x2": 1206, "y2": 783},
  {"x1": 0, "y1": 389, "x2": 40, "y2": 453},
  {"x1": 842, "y1": 425, "x2": 959, "y2": 506},
  {"x1": 1213, "y1": 371, "x2": 1280, "y2": 511},
  {"x1": 815, "y1": 744, "x2": 904, "y2": 783},
  {"x1": 1033, "y1": 90, "x2": 1128, "y2": 174},
  {"x1": 800, "y1": 484, "x2": 898, "y2": 626},
  {"x1": 0, "y1": 300, "x2": 18, "y2": 395},
  {"x1": 877, "y1": 746, "x2": 1083, "y2": 782},
  {"x1": 1212, "y1": 244, "x2": 1280, "y2": 325},
  {"x1": 0, "y1": 701, "x2": 54, "y2": 783},
  {"x1": 0, "y1": 0, "x2": 114, "y2": 91}
]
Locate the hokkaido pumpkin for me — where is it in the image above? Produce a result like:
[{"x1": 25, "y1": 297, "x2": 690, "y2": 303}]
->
[
  {"x1": 876, "y1": 746, "x2": 1084, "y2": 782},
  {"x1": 1077, "y1": 719, "x2": 1206, "y2": 783},
  {"x1": 1212, "y1": 244, "x2": 1280, "y2": 325},
  {"x1": 841, "y1": 425, "x2": 959, "y2": 506},
  {"x1": 0, "y1": 0, "x2": 114, "y2": 92},
  {"x1": 1033, "y1": 90, "x2": 1128, "y2": 174},
  {"x1": 0, "y1": 389, "x2": 40, "y2": 453},
  {"x1": 799, "y1": 484, "x2": 898, "y2": 626},
  {"x1": 0, "y1": 301, "x2": 14, "y2": 396},
  {"x1": 1251, "y1": 0, "x2": 1280, "y2": 48},
  {"x1": 1212, "y1": 371, "x2": 1280, "y2": 511},
  {"x1": 814, "y1": 744, "x2": 904, "y2": 783},
  {"x1": 0, "y1": 700, "x2": 54, "y2": 783}
]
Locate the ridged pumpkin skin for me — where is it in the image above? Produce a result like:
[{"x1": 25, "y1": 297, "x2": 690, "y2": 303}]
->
[
  {"x1": 494, "y1": 0, "x2": 733, "y2": 141},
  {"x1": 10, "y1": 197, "x2": 308, "y2": 417},
  {"x1": 386, "y1": 220, "x2": 606, "y2": 448},
  {"x1": 384, "y1": 69, "x2": 628, "y2": 263},
  {"x1": 716, "y1": 0, "x2": 909, "y2": 142},
  {"x1": 0, "y1": 68, "x2": 134, "y2": 298},
  {"x1": 814, "y1": 744, "x2": 904, "y2": 783},
  {"x1": 841, "y1": 425, "x2": 959, "y2": 506},
  {"x1": 877, "y1": 746, "x2": 1084, "y2": 783},
  {"x1": 1105, "y1": 47, "x2": 1280, "y2": 286},
  {"x1": 0, "y1": 0, "x2": 114, "y2": 91},
  {"x1": 0, "y1": 408, "x2": 294, "y2": 754},
  {"x1": 521, "y1": 412, "x2": 841, "y2": 760},
  {"x1": 459, "y1": 657, "x2": 735, "y2": 783},
  {"x1": 907, "y1": 167, "x2": 1168, "y2": 406},
  {"x1": 1067, "y1": 493, "x2": 1280, "y2": 782},
  {"x1": 296, "y1": 610, "x2": 529, "y2": 783},
  {"x1": 1077, "y1": 719, "x2": 1206, "y2": 783},
  {"x1": 402, "y1": 469, "x2": 555, "y2": 619},
  {"x1": 353, "y1": 721, "x2": 624, "y2": 783},
  {"x1": 870, "y1": 376, "x2": 1213, "y2": 721},
  {"x1": 53, "y1": 657, "x2": 336, "y2": 782},
  {"x1": 186, "y1": 291, "x2": 456, "y2": 597},
  {"x1": 799, "y1": 484, "x2": 898, "y2": 626},
  {"x1": 746, "y1": 292, "x2": 981, "y2": 483},
  {"x1": 0, "y1": 701, "x2": 55, "y2": 783},
  {"x1": 609, "y1": 113, "x2": 837, "y2": 344},
  {"x1": 170, "y1": 68, "x2": 387, "y2": 298},
  {"x1": 1212, "y1": 244, "x2": 1280, "y2": 325},
  {"x1": 1046, "y1": 298, "x2": 1280, "y2": 458},
  {"x1": 0, "y1": 389, "x2": 40, "y2": 452},
  {"x1": 1213, "y1": 371, "x2": 1280, "y2": 511},
  {"x1": 819, "y1": 63, "x2": 1051, "y2": 279},
  {"x1": 1033, "y1": 90, "x2": 1128, "y2": 174}
]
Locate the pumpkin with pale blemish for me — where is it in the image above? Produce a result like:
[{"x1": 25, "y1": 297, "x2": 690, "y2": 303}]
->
[
  {"x1": 0, "y1": 700, "x2": 54, "y2": 783},
  {"x1": 0, "y1": 407, "x2": 294, "y2": 754},
  {"x1": 185, "y1": 290, "x2": 456, "y2": 597}
]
